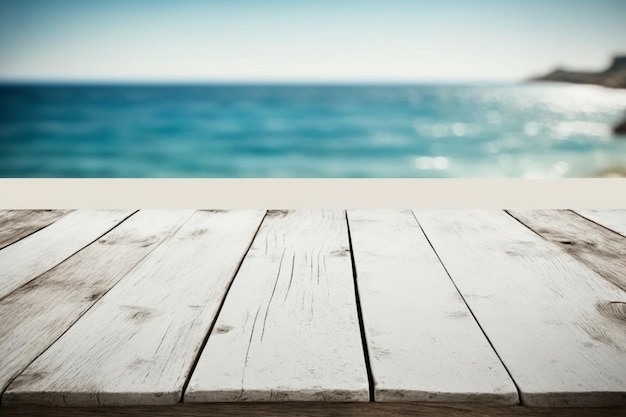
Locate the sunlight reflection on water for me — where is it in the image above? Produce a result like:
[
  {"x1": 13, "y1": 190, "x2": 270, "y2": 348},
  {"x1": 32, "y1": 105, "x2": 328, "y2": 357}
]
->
[{"x1": 0, "y1": 83, "x2": 625, "y2": 177}]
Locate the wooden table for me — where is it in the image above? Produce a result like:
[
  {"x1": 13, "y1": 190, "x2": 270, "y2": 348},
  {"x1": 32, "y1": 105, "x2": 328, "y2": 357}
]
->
[{"x1": 0, "y1": 209, "x2": 625, "y2": 416}]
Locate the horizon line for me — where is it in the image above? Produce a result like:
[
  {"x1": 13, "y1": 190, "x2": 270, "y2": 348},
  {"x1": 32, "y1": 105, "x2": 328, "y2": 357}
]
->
[{"x1": 0, "y1": 78, "x2": 525, "y2": 86}]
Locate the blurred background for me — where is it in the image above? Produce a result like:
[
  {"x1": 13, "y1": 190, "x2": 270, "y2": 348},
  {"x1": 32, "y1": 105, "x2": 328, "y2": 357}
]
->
[{"x1": 1, "y1": 0, "x2": 625, "y2": 178}]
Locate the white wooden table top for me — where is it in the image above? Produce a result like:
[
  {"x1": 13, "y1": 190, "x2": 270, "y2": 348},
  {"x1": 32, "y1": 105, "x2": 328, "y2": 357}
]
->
[{"x1": 0, "y1": 209, "x2": 625, "y2": 410}]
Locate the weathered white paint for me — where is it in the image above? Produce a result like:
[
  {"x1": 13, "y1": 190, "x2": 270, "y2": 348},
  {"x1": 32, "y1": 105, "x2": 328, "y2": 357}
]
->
[
  {"x1": 4, "y1": 210, "x2": 265, "y2": 407},
  {"x1": 0, "y1": 210, "x2": 195, "y2": 396},
  {"x1": 413, "y1": 210, "x2": 626, "y2": 407},
  {"x1": 0, "y1": 210, "x2": 70, "y2": 250},
  {"x1": 0, "y1": 210, "x2": 133, "y2": 300},
  {"x1": 347, "y1": 210, "x2": 518, "y2": 403},
  {"x1": 509, "y1": 209, "x2": 626, "y2": 292},
  {"x1": 575, "y1": 210, "x2": 626, "y2": 238},
  {"x1": 185, "y1": 210, "x2": 369, "y2": 403}
]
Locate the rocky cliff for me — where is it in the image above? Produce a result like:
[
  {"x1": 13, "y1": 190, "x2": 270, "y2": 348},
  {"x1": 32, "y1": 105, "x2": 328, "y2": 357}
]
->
[{"x1": 531, "y1": 56, "x2": 626, "y2": 89}]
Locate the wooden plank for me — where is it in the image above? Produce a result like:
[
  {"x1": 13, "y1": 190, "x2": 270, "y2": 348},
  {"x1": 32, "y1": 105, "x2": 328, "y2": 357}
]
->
[
  {"x1": 0, "y1": 210, "x2": 196, "y2": 397},
  {"x1": 509, "y1": 210, "x2": 626, "y2": 292},
  {"x1": 0, "y1": 210, "x2": 70, "y2": 250},
  {"x1": 0, "y1": 210, "x2": 134, "y2": 300},
  {"x1": 3, "y1": 210, "x2": 266, "y2": 407},
  {"x1": 185, "y1": 210, "x2": 369, "y2": 402},
  {"x1": 1, "y1": 403, "x2": 625, "y2": 417},
  {"x1": 347, "y1": 210, "x2": 518, "y2": 403},
  {"x1": 412, "y1": 210, "x2": 626, "y2": 407},
  {"x1": 575, "y1": 210, "x2": 626, "y2": 238}
]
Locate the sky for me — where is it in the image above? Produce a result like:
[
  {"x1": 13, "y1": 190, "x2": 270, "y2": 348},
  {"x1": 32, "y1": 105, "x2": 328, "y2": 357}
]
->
[{"x1": 0, "y1": 0, "x2": 625, "y2": 83}]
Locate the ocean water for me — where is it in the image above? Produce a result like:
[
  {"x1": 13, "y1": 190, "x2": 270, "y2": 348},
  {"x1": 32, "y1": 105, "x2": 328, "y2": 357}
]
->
[{"x1": 1, "y1": 84, "x2": 625, "y2": 178}]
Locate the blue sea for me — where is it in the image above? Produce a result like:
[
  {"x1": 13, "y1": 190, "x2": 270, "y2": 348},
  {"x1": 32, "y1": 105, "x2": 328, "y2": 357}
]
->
[{"x1": 1, "y1": 83, "x2": 625, "y2": 177}]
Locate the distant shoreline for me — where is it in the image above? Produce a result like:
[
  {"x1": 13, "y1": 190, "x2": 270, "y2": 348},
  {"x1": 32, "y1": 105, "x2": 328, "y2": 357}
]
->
[
  {"x1": 594, "y1": 166, "x2": 626, "y2": 178},
  {"x1": 530, "y1": 56, "x2": 626, "y2": 89}
]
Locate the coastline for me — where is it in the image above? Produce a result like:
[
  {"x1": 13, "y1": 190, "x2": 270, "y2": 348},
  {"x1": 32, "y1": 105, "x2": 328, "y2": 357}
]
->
[
  {"x1": 594, "y1": 166, "x2": 626, "y2": 178},
  {"x1": 530, "y1": 56, "x2": 626, "y2": 89}
]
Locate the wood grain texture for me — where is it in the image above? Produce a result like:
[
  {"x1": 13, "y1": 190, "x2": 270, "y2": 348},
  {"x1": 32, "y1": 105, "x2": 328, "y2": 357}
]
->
[
  {"x1": 1, "y1": 403, "x2": 625, "y2": 417},
  {"x1": 0, "y1": 210, "x2": 134, "y2": 300},
  {"x1": 185, "y1": 210, "x2": 369, "y2": 402},
  {"x1": 0, "y1": 210, "x2": 70, "y2": 250},
  {"x1": 347, "y1": 210, "x2": 518, "y2": 403},
  {"x1": 0, "y1": 210, "x2": 195, "y2": 397},
  {"x1": 3, "y1": 210, "x2": 266, "y2": 407},
  {"x1": 412, "y1": 210, "x2": 626, "y2": 407},
  {"x1": 508, "y1": 210, "x2": 626, "y2": 292},
  {"x1": 575, "y1": 210, "x2": 626, "y2": 238}
]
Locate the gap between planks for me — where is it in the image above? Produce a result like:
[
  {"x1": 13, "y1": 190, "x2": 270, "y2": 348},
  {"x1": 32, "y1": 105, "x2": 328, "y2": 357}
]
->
[
  {"x1": 345, "y1": 211, "x2": 375, "y2": 402},
  {"x1": 574, "y1": 210, "x2": 626, "y2": 238},
  {"x1": 0, "y1": 210, "x2": 136, "y2": 301},
  {"x1": 0, "y1": 210, "x2": 71, "y2": 250},
  {"x1": 178, "y1": 210, "x2": 269, "y2": 399},
  {"x1": 507, "y1": 209, "x2": 626, "y2": 292}
]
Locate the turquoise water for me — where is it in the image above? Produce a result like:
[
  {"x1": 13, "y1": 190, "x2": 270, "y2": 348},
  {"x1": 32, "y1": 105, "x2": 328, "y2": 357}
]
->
[{"x1": 1, "y1": 83, "x2": 625, "y2": 177}]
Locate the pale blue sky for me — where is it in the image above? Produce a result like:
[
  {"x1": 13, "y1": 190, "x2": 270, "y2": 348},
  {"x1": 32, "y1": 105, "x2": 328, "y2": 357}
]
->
[{"x1": 0, "y1": 0, "x2": 624, "y2": 82}]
